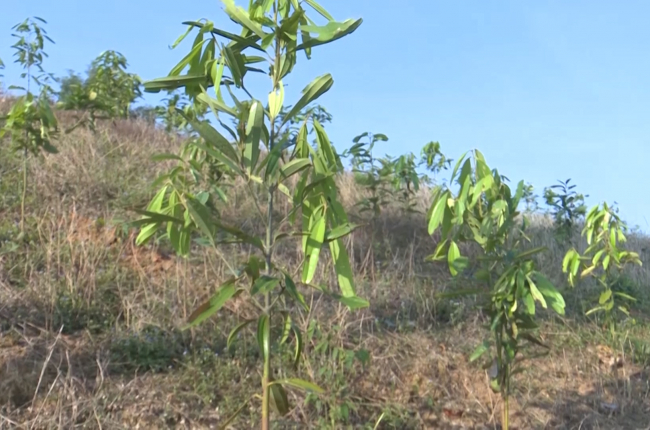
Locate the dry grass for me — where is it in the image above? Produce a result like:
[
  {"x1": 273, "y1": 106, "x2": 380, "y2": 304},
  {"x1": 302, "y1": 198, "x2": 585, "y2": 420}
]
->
[{"x1": 0, "y1": 112, "x2": 649, "y2": 429}]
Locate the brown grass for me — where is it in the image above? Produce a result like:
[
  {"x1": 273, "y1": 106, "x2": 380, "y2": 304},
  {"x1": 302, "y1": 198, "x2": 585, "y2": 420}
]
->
[{"x1": 0, "y1": 112, "x2": 648, "y2": 429}]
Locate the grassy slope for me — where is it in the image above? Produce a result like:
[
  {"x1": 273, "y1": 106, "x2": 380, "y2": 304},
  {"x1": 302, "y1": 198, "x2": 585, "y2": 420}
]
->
[{"x1": 0, "y1": 110, "x2": 649, "y2": 429}]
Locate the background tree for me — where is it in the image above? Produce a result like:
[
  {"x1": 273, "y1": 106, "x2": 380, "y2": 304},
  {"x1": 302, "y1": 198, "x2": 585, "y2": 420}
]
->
[{"x1": 0, "y1": 17, "x2": 58, "y2": 234}]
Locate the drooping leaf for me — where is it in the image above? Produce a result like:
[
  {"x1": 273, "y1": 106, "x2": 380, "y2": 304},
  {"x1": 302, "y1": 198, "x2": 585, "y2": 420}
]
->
[
  {"x1": 184, "y1": 280, "x2": 238, "y2": 328},
  {"x1": 302, "y1": 210, "x2": 326, "y2": 283},
  {"x1": 295, "y1": 19, "x2": 363, "y2": 52},
  {"x1": 271, "y1": 378, "x2": 324, "y2": 394},
  {"x1": 281, "y1": 74, "x2": 333, "y2": 127},
  {"x1": 227, "y1": 319, "x2": 255, "y2": 350},
  {"x1": 251, "y1": 275, "x2": 280, "y2": 295}
]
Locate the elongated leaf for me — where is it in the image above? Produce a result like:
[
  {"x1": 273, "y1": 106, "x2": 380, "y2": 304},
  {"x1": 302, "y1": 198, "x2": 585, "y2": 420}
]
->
[
  {"x1": 197, "y1": 92, "x2": 237, "y2": 117},
  {"x1": 280, "y1": 158, "x2": 311, "y2": 179},
  {"x1": 227, "y1": 319, "x2": 254, "y2": 350},
  {"x1": 283, "y1": 272, "x2": 308, "y2": 310},
  {"x1": 302, "y1": 211, "x2": 326, "y2": 283},
  {"x1": 222, "y1": 0, "x2": 267, "y2": 39},
  {"x1": 295, "y1": 19, "x2": 363, "y2": 51},
  {"x1": 184, "y1": 280, "x2": 237, "y2": 328},
  {"x1": 447, "y1": 241, "x2": 461, "y2": 276},
  {"x1": 324, "y1": 223, "x2": 359, "y2": 242},
  {"x1": 269, "y1": 380, "x2": 290, "y2": 416},
  {"x1": 329, "y1": 237, "x2": 356, "y2": 297},
  {"x1": 428, "y1": 193, "x2": 447, "y2": 235},
  {"x1": 599, "y1": 289, "x2": 612, "y2": 305},
  {"x1": 143, "y1": 74, "x2": 209, "y2": 93},
  {"x1": 303, "y1": 0, "x2": 334, "y2": 20},
  {"x1": 532, "y1": 272, "x2": 565, "y2": 315},
  {"x1": 469, "y1": 340, "x2": 489, "y2": 362},
  {"x1": 257, "y1": 314, "x2": 270, "y2": 360},
  {"x1": 333, "y1": 294, "x2": 369, "y2": 310},
  {"x1": 244, "y1": 100, "x2": 263, "y2": 173},
  {"x1": 180, "y1": 111, "x2": 240, "y2": 163},
  {"x1": 181, "y1": 20, "x2": 266, "y2": 53},
  {"x1": 281, "y1": 74, "x2": 333, "y2": 127},
  {"x1": 292, "y1": 324, "x2": 303, "y2": 367},
  {"x1": 268, "y1": 80, "x2": 284, "y2": 119},
  {"x1": 251, "y1": 275, "x2": 280, "y2": 295},
  {"x1": 271, "y1": 378, "x2": 324, "y2": 394},
  {"x1": 185, "y1": 196, "x2": 215, "y2": 240}
]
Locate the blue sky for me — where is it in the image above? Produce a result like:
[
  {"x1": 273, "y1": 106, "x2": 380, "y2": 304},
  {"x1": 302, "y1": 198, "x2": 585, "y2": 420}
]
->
[{"x1": 1, "y1": 0, "x2": 649, "y2": 231}]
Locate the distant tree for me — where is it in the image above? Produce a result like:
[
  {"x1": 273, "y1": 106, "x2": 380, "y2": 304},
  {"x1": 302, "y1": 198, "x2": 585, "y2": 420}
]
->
[{"x1": 56, "y1": 50, "x2": 141, "y2": 131}]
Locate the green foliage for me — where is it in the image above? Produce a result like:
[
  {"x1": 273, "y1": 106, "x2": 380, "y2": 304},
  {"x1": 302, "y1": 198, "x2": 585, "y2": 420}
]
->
[
  {"x1": 0, "y1": 16, "x2": 58, "y2": 233},
  {"x1": 134, "y1": 1, "x2": 365, "y2": 428},
  {"x1": 563, "y1": 202, "x2": 642, "y2": 333},
  {"x1": 56, "y1": 50, "x2": 142, "y2": 131},
  {"x1": 426, "y1": 150, "x2": 565, "y2": 429},
  {"x1": 344, "y1": 131, "x2": 392, "y2": 217},
  {"x1": 544, "y1": 178, "x2": 588, "y2": 243}
]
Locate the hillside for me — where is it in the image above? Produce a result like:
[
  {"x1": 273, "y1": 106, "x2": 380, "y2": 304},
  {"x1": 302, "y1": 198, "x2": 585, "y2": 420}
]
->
[{"x1": 0, "y1": 112, "x2": 649, "y2": 429}]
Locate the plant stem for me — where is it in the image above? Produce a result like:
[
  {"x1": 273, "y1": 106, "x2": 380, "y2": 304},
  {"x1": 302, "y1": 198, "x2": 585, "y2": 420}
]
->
[
  {"x1": 262, "y1": 182, "x2": 274, "y2": 430},
  {"x1": 21, "y1": 148, "x2": 28, "y2": 234}
]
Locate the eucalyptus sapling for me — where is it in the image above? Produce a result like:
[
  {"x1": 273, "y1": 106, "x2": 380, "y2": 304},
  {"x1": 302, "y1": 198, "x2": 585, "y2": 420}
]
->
[
  {"x1": 426, "y1": 150, "x2": 566, "y2": 430},
  {"x1": 134, "y1": 1, "x2": 365, "y2": 428},
  {"x1": 563, "y1": 202, "x2": 642, "y2": 335},
  {"x1": 0, "y1": 17, "x2": 58, "y2": 234}
]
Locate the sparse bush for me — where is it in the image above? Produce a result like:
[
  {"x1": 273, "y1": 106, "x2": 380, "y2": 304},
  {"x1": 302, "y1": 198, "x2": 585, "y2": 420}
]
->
[{"x1": 544, "y1": 178, "x2": 588, "y2": 243}]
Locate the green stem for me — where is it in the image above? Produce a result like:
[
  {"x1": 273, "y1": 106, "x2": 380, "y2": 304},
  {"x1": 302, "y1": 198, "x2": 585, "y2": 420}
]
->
[
  {"x1": 261, "y1": 183, "x2": 274, "y2": 430},
  {"x1": 21, "y1": 149, "x2": 28, "y2": 234}
]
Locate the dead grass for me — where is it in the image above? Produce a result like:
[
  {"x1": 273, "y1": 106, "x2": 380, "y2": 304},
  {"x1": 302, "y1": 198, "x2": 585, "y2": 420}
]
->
[{"x1": 0, "y1": 113, "x2": 648, "y2": 429}]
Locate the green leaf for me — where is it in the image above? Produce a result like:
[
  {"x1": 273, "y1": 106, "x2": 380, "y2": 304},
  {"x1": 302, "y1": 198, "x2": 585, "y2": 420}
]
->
[
  {"x1": 184, "y1": 280, "x2": 237, "y2": 328},
  {"x1": 527, "y1": 276, "x2": 547, "y2": 309},
  {"x1": 447, "y1": 241, "x2": 462, "y2": 276},
  {"x1": 280, "y1": 158, "x2": 311, "y2": 179},
  {"x1": 302, "y1": 211, "x2": 326, "y2": 283},
  {"x1": 599, "y1": 289, "x2": 612, "y2": 305},
  {"x1": 324, "y1": 223, "x2": 359, "y2": 242},
  {"x1": 251, "y1": 275, "x2": 280, "y2": 295},
  {"x1": 143, "y1": 74, "x2": 209, "y2": 93},
  {"x1": 281, "y1": 74, "x2": 333, "y2": 128},
  {"x1": 244, "y1": 100, "x2": 263, "y2": 173},
  {"x1": 269, "y1": 380, "x2": 290, "y2": 416},
  {"x1": 185, "y1": 196, "x2": 215, "y2": 240},
  {"x1": 303, "y1": 0, "x2": 334, "y2": 20},
  {"x1": 469, "y1": 340, "x2": 489, "y2": 362},
  {"x1": 227, "y1": 319, "x2": 254, "y2": 350},
  {"x1": 268, "y1": 80, "x2": 284, "y2": 119},
  {"x1": 292, "y1": 324, "x2": 303, "y2": 367},
  {"x1": 221, "y1": 0, "x2": 267, "y2": 39},
  {"x1": 271, "y1": 378, "x2": 324, "y2": 394},
  {"x1": 428, "y1": 192, "x2": 448, "y2": 235},
  {"x1": 329, "y1": 238, "x2": 356, "y2": 297},
  {"x1": 197, "y1": 92, "x2": 237, "y2": 117},
  {"x1": 333, "y1": 294, "x2": 369, "y2": 310},
  {"x1": 283, "y1": 272, "x2": 308, "y2": 310},
  {"x1": 181, "y1": 112, "x2": 240, "y2": 164},
  {"x1": 295, "y1": 19, "x2": 363, "y2": 51},
  {"x1": 532, "y1": 272, "x2": 565, "y2": 315},
  {"x1": 614, "y1": 292, "x2": 636, "y2": 302},
  {"x1": 257, "y1": 314, "x2": 270, "y2": 360}
]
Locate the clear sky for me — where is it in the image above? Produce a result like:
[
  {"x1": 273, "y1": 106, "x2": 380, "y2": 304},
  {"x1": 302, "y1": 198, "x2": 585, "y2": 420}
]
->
[{"x1": 1, "y1": 0, "x2": 649, "y2": 231}]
